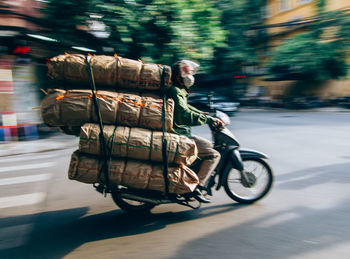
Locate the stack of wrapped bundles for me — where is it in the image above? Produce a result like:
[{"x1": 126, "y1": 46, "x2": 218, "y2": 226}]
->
[{"x1": 42, "y1": 54, "x2": 199, "y2": 194}]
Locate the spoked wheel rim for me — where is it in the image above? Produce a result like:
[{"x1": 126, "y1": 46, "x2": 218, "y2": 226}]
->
[{"x1": 225, "y1": 158, "x2": 273, "y2": 203}]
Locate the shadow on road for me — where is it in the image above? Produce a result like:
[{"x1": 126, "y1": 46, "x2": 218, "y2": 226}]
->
[
  {"x1": 0, "y1": 203, "x2": 245, "y2": 259},
  {"x1": 276, "y1": 161, "x2": 350, "y2": 190},
  {"x1": 168, "y1": 161, "x2": 350, "y2": 259},
  {"x1": 170, "y1": 199, "x2": 350, "y2": 259}
]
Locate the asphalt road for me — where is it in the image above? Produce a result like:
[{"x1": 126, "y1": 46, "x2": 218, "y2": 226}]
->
[{"x1": 1, "y1": 110, "x2": 350, "y2": 259}]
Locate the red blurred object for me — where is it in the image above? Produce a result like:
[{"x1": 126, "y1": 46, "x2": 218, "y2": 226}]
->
[{"x1": 13, "y1": 46, "x2": 31, "y2": 54}]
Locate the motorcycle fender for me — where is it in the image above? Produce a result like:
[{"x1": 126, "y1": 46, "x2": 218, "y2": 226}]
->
[
  {"x1": 216, "y1": 149, "x2": 268, "y2": 191},
  {"x1": 216, "y1": 148, "x2": 243, "y2": 190},
  {"x1": 239, "y1": 149, "x2": 269, "y2": 159}
]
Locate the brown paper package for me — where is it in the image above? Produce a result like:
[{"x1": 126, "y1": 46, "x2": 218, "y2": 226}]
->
[
  {"x1": 40, "y1": 89, "x2": 174, "y2": 131},
  {"x1": 47, "y1": 54, "x2": 172, "y2": 91},
  {"x1": 79, "y1": 123, "x2": 197, "y2": 165},
  {"x1": 68, "y1": 150, "x2": 199, "y2": 194}
]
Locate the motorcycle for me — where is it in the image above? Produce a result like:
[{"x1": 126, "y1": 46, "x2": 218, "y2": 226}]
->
[{"x1": 109, "y1": 111, "x2": 273, "y2": 213}]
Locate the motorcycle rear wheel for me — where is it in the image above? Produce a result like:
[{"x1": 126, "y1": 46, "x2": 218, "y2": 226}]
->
[
  {"x1": 223, "y1": 157, "x2": 273, "y2": 204},
  {"x1": 111, "y1": 189, "x2": 156, "y2": 213}
]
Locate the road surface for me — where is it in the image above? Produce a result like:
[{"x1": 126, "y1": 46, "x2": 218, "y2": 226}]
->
[{"x1": 0, "y1": 110, "x2": 349, "y2": 259}]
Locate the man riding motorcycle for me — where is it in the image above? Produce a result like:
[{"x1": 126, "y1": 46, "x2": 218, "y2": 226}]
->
[{"x1": 167, "y1": 60, "x2": 224, "y2": 203}]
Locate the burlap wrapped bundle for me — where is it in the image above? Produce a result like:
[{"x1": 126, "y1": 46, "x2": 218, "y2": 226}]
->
[
  {"x1": 47, "y1": 54, "x2": 172, "y2": 91},
  {"x1": 79, "y1": 123, "x2": 197, "y2": 165},
  {"x1": 40, "y1": 89, "x2": 174, "y2": 131},
  {"x1": 68, "y1": 151, "x2": 199, "y2": 194}
]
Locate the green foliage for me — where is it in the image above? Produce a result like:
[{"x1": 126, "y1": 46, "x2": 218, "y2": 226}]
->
[
  {"x1": 267, "y1": 32, "x2": 347, "y2": 81},
  {"x1": 213, "y1": 0, "x2": 267, "y2": 73},
  {"x1": 42, "y1": 0, "x2": 226, "y2": 72},
  {"x1": 316, "y1": 0, "x2": 326, "y2": 13},
  {"x1": 40, "y1": 0, "x2": 267, "y2": 73},
  {"x1": 43, "y1": 0, "x2": 92, "y2": 31},
  {"x1": 337, "y1": 14, "x2": 350, "y2": 46}
]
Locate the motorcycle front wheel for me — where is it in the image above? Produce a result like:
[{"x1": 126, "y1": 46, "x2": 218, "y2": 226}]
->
[
  {"x1": 223, "y1": 157, "x2": 273, "y2": 204},
  {"x1": 111, "y1": 188, "x2": 156, "y2": 213}
]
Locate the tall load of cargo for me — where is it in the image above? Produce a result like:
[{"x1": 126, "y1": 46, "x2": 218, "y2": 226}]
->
[{"x1": 41, "y1": 53, "x2": 199, "y2": 194}]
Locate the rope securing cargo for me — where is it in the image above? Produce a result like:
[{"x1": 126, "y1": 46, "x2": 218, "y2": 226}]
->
[
  {"x1": 85, "y1": 56, "x2": 110, "y2": 194},
  {"x1": 160, "y1": 66, "x2": 170, "y2": 194}
]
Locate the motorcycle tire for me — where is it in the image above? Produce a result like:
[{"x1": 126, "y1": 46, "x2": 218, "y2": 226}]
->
[
  {"x1": 223, "y1": 157, "x2": 273, "y2": 204},
  {"x1": 111, "y1": 189, "x2": 156, "y2": 213}
]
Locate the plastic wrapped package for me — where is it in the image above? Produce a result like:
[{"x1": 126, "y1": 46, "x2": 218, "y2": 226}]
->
[
  {"x1": 79, "y1": 123, "x2": 197, "y2": 165},
  {"x1": 40, "y1": 89, "x2": 174, "y2": 131},
  {"x1": 68, "y1": 150, "x2": 199, "y2": 194},
  {"x1": 47, "y1": 54, "x2": 172, "y2": 91}
]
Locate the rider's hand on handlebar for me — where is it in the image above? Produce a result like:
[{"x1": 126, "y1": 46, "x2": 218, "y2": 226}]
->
[{"x1": 211, "y1": 118, "x2": 224, "y2": 129}]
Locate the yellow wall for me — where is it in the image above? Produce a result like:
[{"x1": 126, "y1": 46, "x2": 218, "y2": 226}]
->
[
  {"x1": 266, "y1": 0, "x2": 350, "y2": 22},
  {"x1": 266, "y1": 0, "x2": 316, "y2": 35},
  {"x1": 326, "y1": 0, "x2": 350, "y2": 11},
  {"x1": 251, "y1": 77, "x2": 350, "y2": 99},
  {"x1": 265, "y1": 0, "x2": 350, "y2": 42},
  {"x1": 265, "y1": 0, "x2": 350, "y2": 43}
]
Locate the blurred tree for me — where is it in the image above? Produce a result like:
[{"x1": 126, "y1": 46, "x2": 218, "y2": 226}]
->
[
  {"x1": 42, "y1": 0, "x2": 94, "y2": 35},
  {"x1": 213, "y1": 0, "x2": 267, "y2": 74},
  {"x1": 267, "y1": 32, "x2": 347, "y2": 81},
  {"x1": 42, "y1": 0, "x2": 225, "y2": 72},
  {"x1": 267, "y1": 1, "x2": 349, "y2": 81}
]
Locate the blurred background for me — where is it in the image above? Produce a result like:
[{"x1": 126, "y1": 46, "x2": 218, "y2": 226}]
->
[
  {"x1": 1, "y1": 2, "x2": 350, "y2": 258},
  {"x1": 0, "y1": 0, "x2": 349, "y2": 141}
]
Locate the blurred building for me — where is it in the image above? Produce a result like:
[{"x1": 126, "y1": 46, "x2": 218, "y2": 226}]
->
[
  {"x1": 0, "y1": 1, "x2": 113, "y2": 141},
  {"x1": 251, "y1": 0, "x2": 350, "y2": 99},
  {"x1": 0, "y1": 1, "x2": 44, "y2": 141}
]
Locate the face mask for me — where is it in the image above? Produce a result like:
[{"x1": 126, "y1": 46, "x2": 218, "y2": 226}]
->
[{"x1": 183, "y1": 75, "x2": 195, "y2": 88}]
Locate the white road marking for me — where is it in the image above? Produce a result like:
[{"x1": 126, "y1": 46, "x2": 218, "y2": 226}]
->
[
  {"x1": 0, "y1": 173, "x2": 51, "y2": 186},
  {"x1": 0, "y1": 153, "x2": 58, "y2": 164},
  {"x1": 0, "y1": 224, "x2": 32, "y2": 250},
  {"x1": 0, "y1": 193, "x2": 46, "y2": 209},
  {"x1": 0, "y1": 162, "x2": 55, "y2": 173}
]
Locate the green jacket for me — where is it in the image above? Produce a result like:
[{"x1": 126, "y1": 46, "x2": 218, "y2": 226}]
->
[{"x1": 167, "y1": 86, "x2": 214, "y2": 137}]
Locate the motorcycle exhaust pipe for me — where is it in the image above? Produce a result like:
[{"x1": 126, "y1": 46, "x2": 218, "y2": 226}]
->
[{"x1": 119, "y1": 193, "x2": 173, "y2": 205}]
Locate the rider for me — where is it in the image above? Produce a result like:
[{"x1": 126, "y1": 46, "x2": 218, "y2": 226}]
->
[{"x1": 167, "y1": 60, "x2": 223, "y2": 203}]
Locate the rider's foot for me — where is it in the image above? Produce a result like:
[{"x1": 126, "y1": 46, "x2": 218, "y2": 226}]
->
[
  {"x1": 193, "y1": 188, "x2": 211, "y2": 203},
  {"x1": 197, "y1": 184, "x2": 213, "y2": 197}
]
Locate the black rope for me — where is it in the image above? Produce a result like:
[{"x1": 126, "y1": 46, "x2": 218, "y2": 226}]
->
[
  {"x1": 85, "y1": 56, "x2": 110, "y2": 194},
  {"x1": 160, "y1": 66, "x2": 169, "y2": 194}
]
